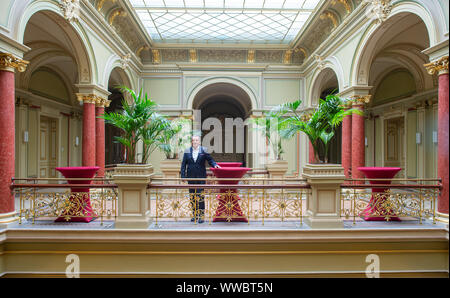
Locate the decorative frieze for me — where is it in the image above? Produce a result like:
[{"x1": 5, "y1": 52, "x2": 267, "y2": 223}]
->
[
  {"x1": 198, "y1": 49, "x2": 247, "y2": 63},
  {"x1": 0, "y1": 52, "x2": 29, "y2": 72},
  {"x1": 255, "y1": 50, "x2": 283, "y2": 64}
]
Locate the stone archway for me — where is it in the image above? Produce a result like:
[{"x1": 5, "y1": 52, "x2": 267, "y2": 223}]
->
[{"x1": 191, "y1": 82, "x2": 253, "y2": 167}]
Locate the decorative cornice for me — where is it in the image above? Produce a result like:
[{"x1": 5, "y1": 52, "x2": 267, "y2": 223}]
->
[
  {"x1": 0, "y1": 52, "x2": 29, "y2": 72},
  {"x1": 424, "y1": 56, "x2": 449, "y2": 76}
]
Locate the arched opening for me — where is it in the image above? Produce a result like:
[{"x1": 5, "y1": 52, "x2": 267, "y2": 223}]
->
[
  {"x1": 192, "y1": 82, "x2": 252, "y2": 166},
  {"x1": 363, "y1": 13, "x2": 433, "y2": 178},
  {"x1": 16, "y1": 10, "x2": 86, "y2": 178},
  {"x1": 311, "y1": 68, "x2": 341, "y2": 164},
  {"x1": 105, "y1": 67, "x2": 131, "y2": 166}
]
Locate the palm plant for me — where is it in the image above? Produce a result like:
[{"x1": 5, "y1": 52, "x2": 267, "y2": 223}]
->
[
  {"x1": 274, "y1": 94, "x2": 362, "y2": 163},
  {"x1": 250, "y1": 109, "x2": 288, "y2": 160},
  {"x1": 157, "y1": 117, "x2": 191, "y2": 159},
  {"x1": 99, "y1": 86, "x2": 169, "y2": 164}
]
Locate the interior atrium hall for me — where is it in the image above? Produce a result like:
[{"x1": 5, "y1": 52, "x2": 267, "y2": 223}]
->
[{"x1": 0, "y1": 0, "x2": 448, "y2": 278}]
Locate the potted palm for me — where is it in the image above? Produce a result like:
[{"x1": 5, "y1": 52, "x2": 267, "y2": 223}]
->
[
  {"x1": 99, "y1": 86, "x2": 170, "y2": 228},
  {"x1": 271, "y1": 93, "x2": 363, "y2": 228},
  {"x1": 275, "y1": 93, "x2": 362, "y2": 163},
  {"x1": 250, "y1": 109, "x2": 290, "y2": 181},
  {"x1": 159, "y1": 117, "x2": 192, "y2": 184}
]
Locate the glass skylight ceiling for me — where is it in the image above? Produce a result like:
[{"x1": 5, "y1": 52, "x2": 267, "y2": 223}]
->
[{"x1": 129, "y1": 0, "x2": 322, "y2": 45}]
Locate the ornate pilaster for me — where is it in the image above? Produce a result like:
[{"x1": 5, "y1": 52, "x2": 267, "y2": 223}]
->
[
  {"x1": 350, "y1": 95, "x2": 371, "y2": 181},
  {"x1": 0, "y1": 52, "x2": 28, "y2": 223},
  {"x1": 424, "y1": 56, "x2": 449, "y2": 217}
]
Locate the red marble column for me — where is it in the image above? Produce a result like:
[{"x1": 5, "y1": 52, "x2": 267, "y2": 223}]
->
[
  {"x1": 341, "y1": 108, "x2": 352, "y2": 178},
  {"x1": 425, "y1": 56, "x2": 449, "y2": 215},
  {"x1": 308, "y1": 141, "x2": 315, "y2": 163},
  {"x1": 437, "y1": 72, "x2": 449, "y2": 214},
  {"x1": 95, "y1": 100, "x2": 108, "y2": 178},
  {"x1": 81, "y1": 97, "x2": 96, "y2": 167},
  {"x1": 351, "y1": 102, "x2": 366, "y2": 180},
  {"x1": 0, "y1": 53, "x2": 28, "y2": 220},
  {"x1": 0, "y1": 69, "x2": 16, "y2": 215}
]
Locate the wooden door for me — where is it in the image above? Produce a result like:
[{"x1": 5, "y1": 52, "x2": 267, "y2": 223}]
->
[
  {"x1": 384, "y1": 117, "x2": 405, "y2": 177},
  {"x1": 39, "y1": 116, "x2": 57, "y2": 179}
]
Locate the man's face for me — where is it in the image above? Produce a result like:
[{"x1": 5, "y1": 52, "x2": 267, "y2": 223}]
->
[{"x1": 192, "y1": 136, "x2": 201, "y2": 149}]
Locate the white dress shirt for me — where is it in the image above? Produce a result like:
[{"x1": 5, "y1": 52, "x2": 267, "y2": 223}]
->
[{"x1": 192, "y1": 147, "x2": 200, "y2": 162}]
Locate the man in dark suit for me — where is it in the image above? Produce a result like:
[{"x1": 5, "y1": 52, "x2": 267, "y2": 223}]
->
[{"x1": 180, "y1": 135, "x2": 220, "y2": 223}]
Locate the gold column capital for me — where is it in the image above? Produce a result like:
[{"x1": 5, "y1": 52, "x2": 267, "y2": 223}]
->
[
  {"x1": 76, "y1": 93, "x2": 106, "y2": 105},
  {"x1": 0, "y1": 53, "x2": 29, "y2": 72},
  {"x1": 424, "y1": 56, "x2": 449, "y2": 75},
  {"x1": 96, "y1": 98, "x2": 111, "y2": 108},
  {"x1": 350, "y1": 94, "x2": 371, "y2": 106}
]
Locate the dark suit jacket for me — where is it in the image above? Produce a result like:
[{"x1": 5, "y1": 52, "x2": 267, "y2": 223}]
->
[{"x1": 180, "y1": 146, "x2": 217, "y2": 184}]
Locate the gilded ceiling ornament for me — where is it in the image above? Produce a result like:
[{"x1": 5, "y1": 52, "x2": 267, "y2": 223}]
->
[
  {"x1": 136, "y1": 45, "x2": 150, "y2": 57},
  {"x1": 320, "y1": 11, "x2": 338, "y2": 29},
  {"x1": 295, "y1": 47, "x2": 308, "y2": 58},
  {"x1": 283, "y1": 50, "x2": 293, "y2": 64},
  {"x1": 189, "y1": 49, "x2": 197, "y2": 63},
  {"x1": 108, "y1": 8, "x2": 127, "y2": 25},
  {"x1": 424, "y1": 56, "x2": 449, "y2": 75},
  {"x1": 332, "y1": 0, "x2": 352, "y2": 13},
  {"x1": 363, "y1": 0, "x2": 392, "y2": 24},
  {"x1": 59, "y1": 0, "x2": 80, "y2": 23},
  {"x1": 96, "y1": 0, "x2": 116, "y2": 11},
  {"x1": 152, "y1": 49, "x2": 161, "y2": 64},
  {"x1": 0, "y1": 52, "x2": 29, "y2": 72},
  {"x1": 247, "y1": 50, "x2": 255, "y2": 64}
]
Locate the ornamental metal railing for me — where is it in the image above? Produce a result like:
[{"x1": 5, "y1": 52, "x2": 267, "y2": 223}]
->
[
  {"x1": 12, "y1": 178, "x2": 118, "y2": 225},
  {"x1": 147, "y1": 177, "x2": 311, "y2": 226},
  {"x1": 340, "y1": 178, "x2": 441, "y2": 224}
]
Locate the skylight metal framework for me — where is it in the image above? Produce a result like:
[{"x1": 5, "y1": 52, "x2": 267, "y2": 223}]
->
[{"x1": 129, "y1": 0, "x2": 321, "y2": 45}]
